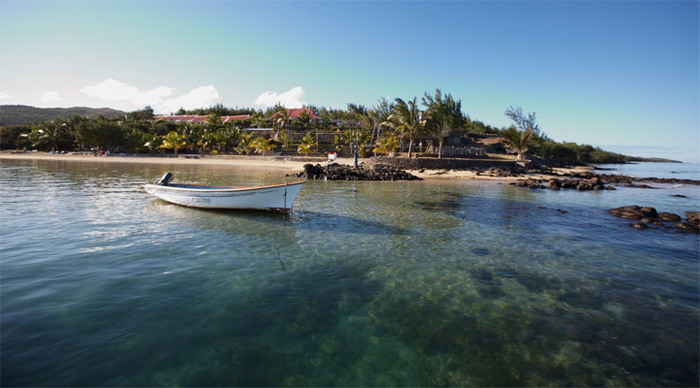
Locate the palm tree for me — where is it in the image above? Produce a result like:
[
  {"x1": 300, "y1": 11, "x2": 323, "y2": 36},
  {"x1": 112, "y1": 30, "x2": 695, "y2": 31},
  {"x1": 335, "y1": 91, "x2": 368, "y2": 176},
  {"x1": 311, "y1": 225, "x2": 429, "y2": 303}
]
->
[
  {"x1": 206, "y1": 112, "x2": 222, "y2": 127},
  {"x1": 274, "y1": 107, "x2": 288, "y2": 141},
  {"x1": 382, "y1": 97, "x2": 424, "y2": 158},
  {"x1": 333, "y1": 130, "x2": 345, "y2": 154},
  {"x1": 297, "y1": 132, "x2": 317, "y2": 155},
  {"x1": 250, "y1": 136, "x2": 275, "y2": 155},
  {"x1": 251, "y1": 111, "x2": 265, "y2": 129},
  {"x1": 159, "y1": 131, "x2": 186, "y2": 156},
  {"x1": 422, "y1": 88, "x2": 464, "y2": 159},
  {"x1": 297, "y1": 110, "x2": 316, "y2": 151},
  {"x1": 373, "y1": 134, "x2": 399, "y2": 156},
  {"x1": 503, "y1": 106, "x2": 539, "y2": 161},
  {"x1": 31, "y1": 121, "x2": 66, "y2": 151},
  {"x1": 502, "y1": 127, "x2": 533, "y2": 161},
  {"x1": 298, "y1": 110, "x2": 313, "y2": 130},
  {"x1": 144, "y1": 133, "x2": 163, "y2": 154},
  {"x1": 66, "y1": 115, "x2": 93, "y2": 150},
  {"x1": 219, "y1": 125, "x2": 241, "y2": 151},
  {"x1": 235, "y1": 132, "x2": 254, "y2": 155},
  {"x1": 371, "y1": 97, "x2": 393, "y2": 145}
]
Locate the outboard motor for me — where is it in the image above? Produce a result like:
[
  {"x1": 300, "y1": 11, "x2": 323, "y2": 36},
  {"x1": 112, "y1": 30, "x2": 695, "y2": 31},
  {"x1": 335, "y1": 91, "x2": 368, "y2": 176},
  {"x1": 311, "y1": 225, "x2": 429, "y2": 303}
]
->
[{"x1": 156, "y1": 172, "x2": 173, "y2": 186}]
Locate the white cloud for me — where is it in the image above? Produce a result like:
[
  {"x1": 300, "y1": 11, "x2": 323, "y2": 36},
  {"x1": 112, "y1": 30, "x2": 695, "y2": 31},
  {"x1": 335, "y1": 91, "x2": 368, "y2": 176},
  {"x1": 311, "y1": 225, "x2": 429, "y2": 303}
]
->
[
  {"x1": 80, "y1": 78, "x2": 174, "y2": 107},
  {"x1": 254, "y1": 86, "x2": 307, "y2": 108},
  {"x1": 0, "y1": 91, "x2": 13, "y2": 100},
  {"x1": 79, "y1": 78, "x2": 219, "y2": 114},
  {"x1": 40, "y1": 91, "x2": 64, "y2": 104},
  {"x1": 157, "y1": 85, "x2": 219, "y2": 114}
]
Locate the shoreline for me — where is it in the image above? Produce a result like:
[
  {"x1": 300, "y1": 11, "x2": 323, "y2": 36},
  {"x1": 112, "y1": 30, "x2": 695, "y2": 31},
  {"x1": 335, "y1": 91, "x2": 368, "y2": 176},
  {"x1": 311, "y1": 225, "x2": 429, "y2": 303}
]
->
[{"x1": 0, "y1": 151, "x2": 592, "y2": 182}]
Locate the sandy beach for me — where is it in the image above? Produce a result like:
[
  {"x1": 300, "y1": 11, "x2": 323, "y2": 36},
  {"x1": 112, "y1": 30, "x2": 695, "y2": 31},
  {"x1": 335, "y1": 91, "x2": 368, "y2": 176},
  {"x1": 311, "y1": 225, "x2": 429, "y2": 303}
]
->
[{"x1": 0, "y1": 151, "x2": 590, "y2": 181}]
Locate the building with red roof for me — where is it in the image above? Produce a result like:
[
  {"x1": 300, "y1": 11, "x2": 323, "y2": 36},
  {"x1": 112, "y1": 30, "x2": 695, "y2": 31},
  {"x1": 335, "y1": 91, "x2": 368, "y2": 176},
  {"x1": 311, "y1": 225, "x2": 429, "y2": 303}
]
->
[
  {"x1": 266, "y1": 108, "x2": 317, "y2": 121},
  {"x1": 155, "y1": 114, "x2": 251, "y2": 123}
]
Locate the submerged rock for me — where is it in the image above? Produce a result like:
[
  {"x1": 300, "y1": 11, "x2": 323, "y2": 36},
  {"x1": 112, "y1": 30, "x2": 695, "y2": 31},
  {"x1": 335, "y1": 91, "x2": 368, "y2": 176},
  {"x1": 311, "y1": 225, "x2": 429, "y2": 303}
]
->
[
  {"x1": 676, "y1": 222, "x2": 700, "y2": 233},
  {"x1": 608, "y1": 205, "x2": 699, "y2": 234},
  {"x1": 511, "y1": 176, "x2": 613, "y2": 191},
  {"x1": 607, "y1": 205, "x2": 658, "y2": 220},
  {"x1": 658, "y1": 212, "x2": 681, "y2": 222},
  {"x1": 685, "y1": 211, "x2": 700, "y2": 225}
]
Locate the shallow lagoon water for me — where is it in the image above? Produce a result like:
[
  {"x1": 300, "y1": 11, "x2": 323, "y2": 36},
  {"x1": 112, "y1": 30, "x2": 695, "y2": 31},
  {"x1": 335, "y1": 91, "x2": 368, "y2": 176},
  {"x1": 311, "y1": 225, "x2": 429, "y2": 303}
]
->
[{"x1": 1, "y1": 159, "x2": 698, "y2": 386}]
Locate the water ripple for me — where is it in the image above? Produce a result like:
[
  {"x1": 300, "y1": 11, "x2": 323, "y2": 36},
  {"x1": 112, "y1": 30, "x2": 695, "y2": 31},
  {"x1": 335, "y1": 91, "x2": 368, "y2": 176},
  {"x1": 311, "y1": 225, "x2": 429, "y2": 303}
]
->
[{"x1": 1, "y1": 159, "x2": 697, "y2": 387}]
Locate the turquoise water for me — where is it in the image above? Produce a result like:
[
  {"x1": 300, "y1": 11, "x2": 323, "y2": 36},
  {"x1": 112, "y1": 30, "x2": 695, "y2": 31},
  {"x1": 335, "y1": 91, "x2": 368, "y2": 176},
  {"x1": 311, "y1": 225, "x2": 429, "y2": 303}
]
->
[
  {"x1": 594, "y1": 161, "x2": 700, "y2": 180},
  {"x1": 1, "y1": 159, "x2": 698, "y2": 386}
]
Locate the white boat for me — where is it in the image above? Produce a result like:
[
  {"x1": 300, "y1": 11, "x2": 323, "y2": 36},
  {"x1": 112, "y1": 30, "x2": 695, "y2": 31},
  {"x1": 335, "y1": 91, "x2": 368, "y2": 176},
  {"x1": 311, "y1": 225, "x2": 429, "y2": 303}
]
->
[{"x1": 144, "y1": 172, "x2": 305, "y2": 212}]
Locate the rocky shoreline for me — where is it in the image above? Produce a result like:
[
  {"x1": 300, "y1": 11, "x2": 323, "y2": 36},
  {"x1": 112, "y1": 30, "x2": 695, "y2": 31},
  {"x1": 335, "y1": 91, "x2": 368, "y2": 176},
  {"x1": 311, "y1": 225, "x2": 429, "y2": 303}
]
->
[
  {"x1": 291, "y1": 163, "x2": 421, "y2": 181},
  {"x1": 508, "y1": 167, "x2": 700, "y2": 192},
  {"x1": 290, "y1": 159, "x2": 699, "y2": 236}
]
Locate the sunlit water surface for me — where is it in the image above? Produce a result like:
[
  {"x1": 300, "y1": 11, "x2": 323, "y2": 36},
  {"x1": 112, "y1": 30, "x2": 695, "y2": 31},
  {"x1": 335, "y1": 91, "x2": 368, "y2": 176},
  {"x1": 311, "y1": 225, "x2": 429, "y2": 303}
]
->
[{"x1": 1, "y1": 159, "x2": 698, "y2": 386}]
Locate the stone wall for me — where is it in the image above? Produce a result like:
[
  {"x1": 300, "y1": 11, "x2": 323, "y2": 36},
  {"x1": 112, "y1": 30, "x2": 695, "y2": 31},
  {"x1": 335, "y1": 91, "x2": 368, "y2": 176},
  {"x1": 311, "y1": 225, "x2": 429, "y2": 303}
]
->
[{"x1": 368, "y1": 157, "x2": 518, "y2": 171}]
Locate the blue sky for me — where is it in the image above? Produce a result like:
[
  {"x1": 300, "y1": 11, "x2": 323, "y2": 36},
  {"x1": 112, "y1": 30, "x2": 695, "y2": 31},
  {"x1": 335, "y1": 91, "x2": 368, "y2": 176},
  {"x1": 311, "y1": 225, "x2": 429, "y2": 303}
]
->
[{"x1": 1, "y1": 0, "x2": 698, "y2": 161}]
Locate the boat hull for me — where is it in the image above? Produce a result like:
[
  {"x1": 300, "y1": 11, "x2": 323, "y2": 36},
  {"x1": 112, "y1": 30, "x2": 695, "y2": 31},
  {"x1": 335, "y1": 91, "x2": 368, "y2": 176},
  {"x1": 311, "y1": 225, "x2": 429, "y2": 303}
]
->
[{"x1": 144, "y1": 181, "x2": 305, "y2": 212}]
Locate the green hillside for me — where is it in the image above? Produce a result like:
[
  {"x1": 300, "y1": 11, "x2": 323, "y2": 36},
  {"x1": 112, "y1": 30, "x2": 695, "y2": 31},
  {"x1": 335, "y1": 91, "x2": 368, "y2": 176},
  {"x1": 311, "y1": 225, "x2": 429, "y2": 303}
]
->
[{"x1": 0, "y1": 105, "x2": 126, "y2": 125}]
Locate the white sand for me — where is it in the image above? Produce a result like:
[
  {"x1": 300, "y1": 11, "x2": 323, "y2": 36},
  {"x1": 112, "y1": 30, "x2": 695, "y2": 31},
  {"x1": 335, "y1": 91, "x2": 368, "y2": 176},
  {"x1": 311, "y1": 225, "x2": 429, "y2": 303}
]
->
[{"x1": 0, "y1": 152, "x2": 589, "y2": 182}]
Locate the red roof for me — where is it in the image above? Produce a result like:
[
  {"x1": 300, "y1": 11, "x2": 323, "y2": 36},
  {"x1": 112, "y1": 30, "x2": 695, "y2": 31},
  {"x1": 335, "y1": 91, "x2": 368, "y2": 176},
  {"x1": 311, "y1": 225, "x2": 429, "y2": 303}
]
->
[
  {"x1": 155, "y1": 114, "x2": 251, "y2": 123},
  {"x1": 267, "y1": 108, "x2": 317, "y2": 120}
]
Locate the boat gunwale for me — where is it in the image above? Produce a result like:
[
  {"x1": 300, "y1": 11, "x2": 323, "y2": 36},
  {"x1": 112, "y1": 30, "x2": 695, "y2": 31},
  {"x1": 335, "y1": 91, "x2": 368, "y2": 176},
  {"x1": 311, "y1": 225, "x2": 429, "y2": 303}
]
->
[{"x1": 144, "y1": 180, "x2": 306, "y2": 193}]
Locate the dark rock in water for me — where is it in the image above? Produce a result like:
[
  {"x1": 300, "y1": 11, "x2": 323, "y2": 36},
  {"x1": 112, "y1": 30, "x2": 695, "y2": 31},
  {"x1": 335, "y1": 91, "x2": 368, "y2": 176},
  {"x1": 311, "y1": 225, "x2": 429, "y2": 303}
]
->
[
  {"x1": 292, "y1": 163, "x2": 420, "y2": 181},
  {"x1": 598, "y1": 173, "x2": 700, "y2": 186},
  {"x1": 546, "y1": 179, "x2": 561, "y2": 190},
  {"x1": 676, "y1": 222, "x2": 700, "y2": 234},
  {"x1": 685, "y1": 211, "x2": 700, "y2": 225},
  {"x1": 497, "y1": 270, "x2": 517, "y2": 278},
  {"x1": 658, "y1": 212, "x2": 681, "y2": 222},
  {"x1": 671, "y1": 194, "x2": 687, "y2": 198},
  {"x1": 608, "y1": 205, "x2": 645, "y2": 220},
  {"x1": 512, "y1": 176, "x2": 611, "y2": 191},
  {"x1": 477, "y1": 166, "x2": 525, "y2": 178},
  {"x1": 609, "y1": 205, "x2": 699, "y2": 234},
  {"x1": 607, "y1": 205, "x2": 659, "y2": 220},
  {"x1": 472, "y1": 269, "x2": 493, "y2": 281},
  {"x1": 575, "y1": 176, "x2": 603, "y2": 191},
  {"x1": 640, "y1": 207, "x2": 658, "y2": 218},
  {"x1": 510, "y1": 178, "x2": 544, "y2": 189},
  {"x1": 471, "y1": 247, "x2": 491, "y2": 256}
]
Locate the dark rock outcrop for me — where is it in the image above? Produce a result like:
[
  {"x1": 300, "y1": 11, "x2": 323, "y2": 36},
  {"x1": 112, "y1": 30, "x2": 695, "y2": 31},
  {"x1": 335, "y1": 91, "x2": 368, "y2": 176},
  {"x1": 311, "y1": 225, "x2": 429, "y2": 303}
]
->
[
  {"x1": 475, "y1": 165, "x2": 526, "y2": 177},
  {"x1": 292, "y1": 163, "x2": 420, "y2": 181},
  {"x1": 685, "y1": 211, "x2": 700, "y2": 225},
  {"x1": 658, "y1": 212, "x2": 681, "y2": 222},
  {"x1": 596, "y1": 173, "x2": 700, "y2": 186},
  {"x1": 607, "y1": 205, "x2": 699, "y2": 234},
  {"x1": 510, "y1": 176, "x2": 613, "y2": 191},
  {"x1": 608, "y1": 205, "x2": 661, "y2": 220}
]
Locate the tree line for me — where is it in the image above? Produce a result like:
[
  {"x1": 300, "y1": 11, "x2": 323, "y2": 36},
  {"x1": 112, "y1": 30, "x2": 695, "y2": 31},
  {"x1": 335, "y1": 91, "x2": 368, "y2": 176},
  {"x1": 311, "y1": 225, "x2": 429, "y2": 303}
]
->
[{"x1": 0, "y1": 89, "x2": 630, "y2": 163}]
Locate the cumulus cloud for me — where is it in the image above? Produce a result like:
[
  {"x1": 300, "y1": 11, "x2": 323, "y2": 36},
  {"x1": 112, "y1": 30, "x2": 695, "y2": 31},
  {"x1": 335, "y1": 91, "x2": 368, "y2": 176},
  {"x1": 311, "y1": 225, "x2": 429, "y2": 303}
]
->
[
  {"x1": 80, "y1": 78, "x2": 219, "y2": 114},
  {"x1": 157, "y1": 85, "x2": 219, "y2": 114},
  {"x1": 40, "y1": 91, "x2": 64, "y2": 104},
  {"x1": 0, "y1": 91, "x2": 13, "y2": 100},
  {"x1": 254, "y1": 86, "x2": 307, "y2": 108}
]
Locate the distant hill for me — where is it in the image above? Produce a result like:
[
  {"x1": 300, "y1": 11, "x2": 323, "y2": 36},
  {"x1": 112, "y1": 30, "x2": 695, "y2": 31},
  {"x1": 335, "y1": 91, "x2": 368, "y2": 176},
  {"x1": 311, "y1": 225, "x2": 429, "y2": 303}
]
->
[{"x1": 0, "y1": 105, "x2": 126, "y2": 125}]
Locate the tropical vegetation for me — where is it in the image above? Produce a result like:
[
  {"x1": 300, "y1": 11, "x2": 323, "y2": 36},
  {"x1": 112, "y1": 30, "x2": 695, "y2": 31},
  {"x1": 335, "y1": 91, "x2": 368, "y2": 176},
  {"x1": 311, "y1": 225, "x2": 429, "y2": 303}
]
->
[{"x1": 0, "y1": 90, "x2": 660, "y2": 164}]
